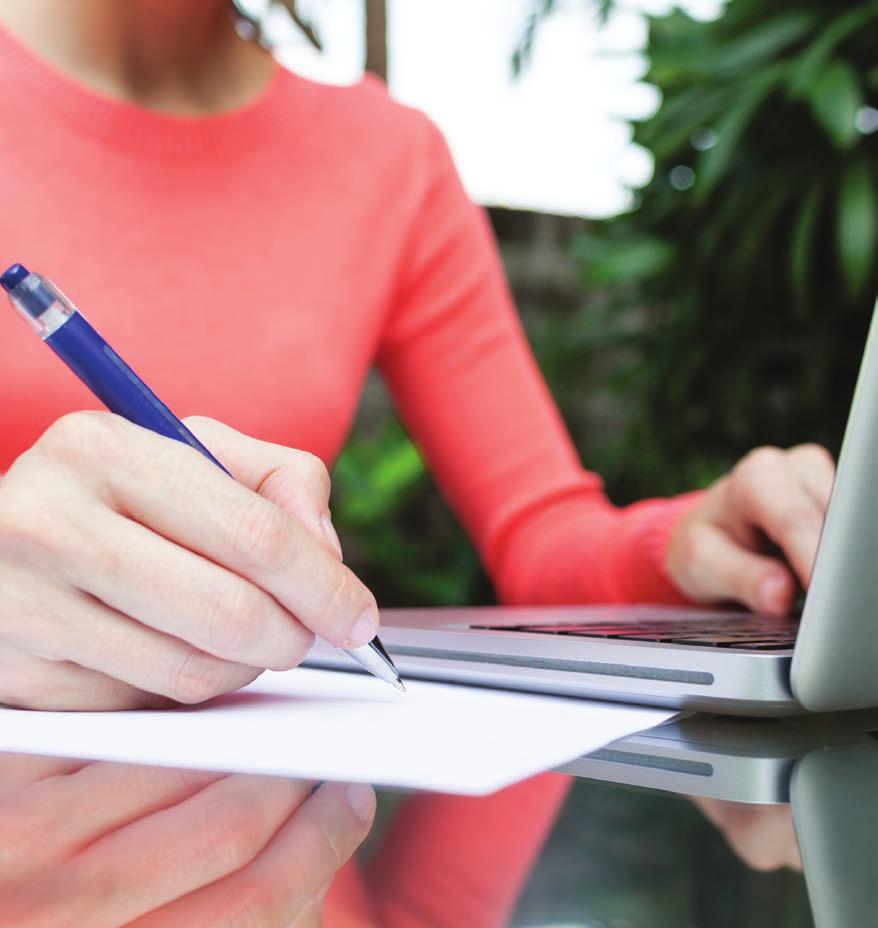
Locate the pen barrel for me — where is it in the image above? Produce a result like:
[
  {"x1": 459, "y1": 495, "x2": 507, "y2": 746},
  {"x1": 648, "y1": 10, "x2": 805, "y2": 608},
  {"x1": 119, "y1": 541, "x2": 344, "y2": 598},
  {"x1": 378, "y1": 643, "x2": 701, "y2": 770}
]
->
[{"x1": 46, "y1": 312, "x2": 228, "y2": 472}]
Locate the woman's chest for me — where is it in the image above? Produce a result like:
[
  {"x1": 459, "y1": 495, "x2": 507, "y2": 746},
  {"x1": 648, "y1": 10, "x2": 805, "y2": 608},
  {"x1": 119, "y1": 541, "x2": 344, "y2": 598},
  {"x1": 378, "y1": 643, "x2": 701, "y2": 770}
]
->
[
  {"x1": 0, "y1": 136, "x2": 411, "y2": 470},
  {"x1": 0, "y1": 216, "x2": 392, "y2": 471}
]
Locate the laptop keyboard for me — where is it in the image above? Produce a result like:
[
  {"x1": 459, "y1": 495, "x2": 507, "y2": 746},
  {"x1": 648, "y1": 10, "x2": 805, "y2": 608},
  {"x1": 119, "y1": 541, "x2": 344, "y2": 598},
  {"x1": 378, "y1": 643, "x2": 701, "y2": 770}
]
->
[{"x1": 470, "y1": 618, "x2": 798, "y2": 651}]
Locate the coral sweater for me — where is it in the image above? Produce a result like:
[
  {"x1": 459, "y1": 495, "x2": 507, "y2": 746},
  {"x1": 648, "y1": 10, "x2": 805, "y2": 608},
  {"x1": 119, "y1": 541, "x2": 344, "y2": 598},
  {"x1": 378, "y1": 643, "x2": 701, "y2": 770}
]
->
[{"x1": 0, "y1": 27, "x2": 699, "y2": 927}]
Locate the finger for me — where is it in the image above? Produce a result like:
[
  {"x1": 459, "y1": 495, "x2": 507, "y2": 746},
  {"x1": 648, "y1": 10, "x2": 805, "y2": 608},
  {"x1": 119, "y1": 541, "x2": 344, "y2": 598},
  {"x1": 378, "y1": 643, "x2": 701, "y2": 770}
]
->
[
  {"x1": 787, "y1": 443, "x2": 836, "y2": 512},
  {"x1": 0, "y1": 763, "x2": 221, "y2": 882},
  {"x1": 725, "y1": 448, "x2": 824, "y2": 586},
  {"x1": 3, "y1": 583, "x2": 262, "y2": 705},
  {"x1": 694, "y1": 797, "x2": 802, "y2": 872},
  {"x1": 70, "y1": 509, "x2": 314, "y2": 672},
  {"x1": 677, "y1": 524, "x2": 797, "y2": 617},
  {"x1": 0, "y1": 755, "x2": 88, "y2": 801},
  {"x1": 184, "y1": 417, "x2": 343, "y2": 560},
  {"x1": 726, "y1": 805, "x2": 803, "y2": 872},
  {"x1": 127, "y1": 782, "x2": 376, "y2": 928},
  {"x1": 47, "y1": 775, "x2": 315, "y2": 928},
  {"x1": 95, "y1": 419, "x2": 377, "y2": 648},
  {"x1": 0, "y1": 640, "x2": 179, "y2": 711}
]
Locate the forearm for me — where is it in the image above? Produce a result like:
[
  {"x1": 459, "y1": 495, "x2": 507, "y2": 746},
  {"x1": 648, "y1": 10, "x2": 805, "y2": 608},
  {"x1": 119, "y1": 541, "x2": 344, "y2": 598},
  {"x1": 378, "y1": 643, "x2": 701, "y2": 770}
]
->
[{"x1": 492, "y1": 489, "x2": 705, "y2": 606}]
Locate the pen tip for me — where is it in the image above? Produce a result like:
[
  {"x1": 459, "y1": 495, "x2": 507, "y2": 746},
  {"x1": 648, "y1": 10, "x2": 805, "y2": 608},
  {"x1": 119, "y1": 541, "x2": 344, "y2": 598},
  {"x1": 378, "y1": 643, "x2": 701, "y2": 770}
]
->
[{"x1": 392, "y1": 678, "x2": 407, "y2": 693}]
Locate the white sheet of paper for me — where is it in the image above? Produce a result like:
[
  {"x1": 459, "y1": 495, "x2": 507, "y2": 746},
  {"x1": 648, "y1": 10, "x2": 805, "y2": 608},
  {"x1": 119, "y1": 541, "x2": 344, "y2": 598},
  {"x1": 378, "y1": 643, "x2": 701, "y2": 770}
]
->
[{"x1": 0, "y1": 669, "x2": 675, "y2": 795}]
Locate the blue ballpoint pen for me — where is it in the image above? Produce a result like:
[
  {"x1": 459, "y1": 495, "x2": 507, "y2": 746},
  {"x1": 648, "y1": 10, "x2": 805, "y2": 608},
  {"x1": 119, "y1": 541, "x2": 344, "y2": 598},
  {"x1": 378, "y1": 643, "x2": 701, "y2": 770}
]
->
[{"x1": 1, "y1": 263, "x2": 405, "y2": 693}]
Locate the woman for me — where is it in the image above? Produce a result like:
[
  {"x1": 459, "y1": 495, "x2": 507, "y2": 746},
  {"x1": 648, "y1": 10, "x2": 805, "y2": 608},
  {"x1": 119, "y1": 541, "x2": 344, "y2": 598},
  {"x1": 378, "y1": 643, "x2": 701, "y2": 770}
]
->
[{"x1": 0, "y1": 1, "x2": 834, "y2": 924}]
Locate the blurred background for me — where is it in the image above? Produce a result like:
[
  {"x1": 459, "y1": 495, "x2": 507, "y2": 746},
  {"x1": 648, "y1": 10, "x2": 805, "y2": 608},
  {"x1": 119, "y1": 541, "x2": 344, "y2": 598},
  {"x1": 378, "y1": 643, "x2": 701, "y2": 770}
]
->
[
  {"x1": 254, "y1": 0, "x2": 878, "y2": 614},
  {"x1": 247, "y1": 1, "x2": 878, "y2": 924}
]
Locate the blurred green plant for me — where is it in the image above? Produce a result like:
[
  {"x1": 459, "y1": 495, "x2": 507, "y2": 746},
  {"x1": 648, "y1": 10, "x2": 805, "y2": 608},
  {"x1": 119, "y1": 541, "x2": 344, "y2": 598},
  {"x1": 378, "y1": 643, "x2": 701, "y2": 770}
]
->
[
  {"x1": 331, "y1": 418, "x2": 492, "y2": 606},
  {"x1": 557, "y1": 0, "x2": 878, "y2": 502},
  {"x1": 332, "y1": 0, "x2": 878, "y2": 607}
]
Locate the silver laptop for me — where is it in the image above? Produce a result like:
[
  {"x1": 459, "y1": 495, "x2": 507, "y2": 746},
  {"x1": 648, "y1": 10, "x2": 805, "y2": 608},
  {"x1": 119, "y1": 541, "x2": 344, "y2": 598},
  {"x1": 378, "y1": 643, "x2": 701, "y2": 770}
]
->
[
  {"x1": 564, "y1": 714, "x2": 878, "y2": 928},
  {"x1": 309, "y1": 305, "x2": 878, "y2": 716},
  {"x1": 559, "y1": 709, "x2": 878, "y2": 804}
]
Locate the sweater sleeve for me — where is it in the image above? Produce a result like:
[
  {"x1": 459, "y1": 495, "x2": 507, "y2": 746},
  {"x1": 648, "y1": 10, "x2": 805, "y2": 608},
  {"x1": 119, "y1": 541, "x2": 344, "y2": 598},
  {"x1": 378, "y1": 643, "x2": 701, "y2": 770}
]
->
[
  {"x1": 357, "y1": 115, "x2": 705, "y2": 928},
  {"x1": 377, "y1": 115, "x2": 703, "y2": 607},
  {"x1": 365, "y1": 774, "x2": 571, "y2": 928}
]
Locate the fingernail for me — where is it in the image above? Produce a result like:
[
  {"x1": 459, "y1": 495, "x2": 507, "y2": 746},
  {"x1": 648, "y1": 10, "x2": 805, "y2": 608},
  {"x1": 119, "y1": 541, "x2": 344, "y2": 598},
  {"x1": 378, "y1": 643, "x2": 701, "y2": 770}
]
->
[
  {"x1": 343, "y1": 605, "x2": 378, "y2": 648},
  {"x1": 758, "y1": 574, "x2": 788, "y2": 614},
  {"x1": 321, "y1": 512, "x2": 343, "y2": 560},
  {"x1": 346, "y1": 783, "x2": 376, "y2": 823}
]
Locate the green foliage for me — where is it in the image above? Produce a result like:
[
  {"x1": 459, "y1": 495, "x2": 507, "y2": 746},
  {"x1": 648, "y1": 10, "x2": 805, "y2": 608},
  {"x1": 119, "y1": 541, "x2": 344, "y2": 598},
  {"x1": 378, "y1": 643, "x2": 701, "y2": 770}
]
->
[
  {"x1": 566, "y1": 0, "x2": 878, "y2": 502},
  {"x1": 331, "y1": 418, "x2": 491, "y2": 606}
]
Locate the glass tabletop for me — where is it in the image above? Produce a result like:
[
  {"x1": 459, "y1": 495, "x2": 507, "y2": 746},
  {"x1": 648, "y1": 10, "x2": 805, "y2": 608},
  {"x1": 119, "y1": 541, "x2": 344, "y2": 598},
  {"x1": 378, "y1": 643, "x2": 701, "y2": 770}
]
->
[
  {"x1": 516, "y1": 710, "x2": 878, "y2": 928},
  {"x1": 1, "y1": 709, "x2": 873, "y2": 927}
]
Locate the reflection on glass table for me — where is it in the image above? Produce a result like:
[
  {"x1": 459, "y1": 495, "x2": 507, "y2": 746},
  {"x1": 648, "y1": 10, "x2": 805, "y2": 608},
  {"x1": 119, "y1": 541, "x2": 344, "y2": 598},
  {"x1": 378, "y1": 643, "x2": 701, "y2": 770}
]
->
[
  {"x1": 524, "y1": 711, "x2": 878, "y2": 928},
  {"x1": 1, "y1": 711, "x2": 875, "y2": 928},
  {"x1": 0, "y1": 754, "x2": 374, "y2": 926}
]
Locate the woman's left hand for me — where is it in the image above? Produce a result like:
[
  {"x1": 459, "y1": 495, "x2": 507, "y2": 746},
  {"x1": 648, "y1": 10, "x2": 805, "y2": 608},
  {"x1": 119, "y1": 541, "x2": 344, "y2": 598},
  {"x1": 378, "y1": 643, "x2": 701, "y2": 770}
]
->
[
  {"x1": 666, "y1": 444, "x2": 836, "y2": 617},
  {"x1": 693, "y1": 796, "x2": 802, "y2": 872}
]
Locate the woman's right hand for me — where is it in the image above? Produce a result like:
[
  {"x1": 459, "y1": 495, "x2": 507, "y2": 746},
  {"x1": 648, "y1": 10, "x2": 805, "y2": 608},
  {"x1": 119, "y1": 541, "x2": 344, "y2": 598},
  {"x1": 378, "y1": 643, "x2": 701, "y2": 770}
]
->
[
  {"x1": 0, "y1": 754, "x2": 376, "y2": 927},
  {"x1": 0, "y1": 412, "x2": 379, "y2": 709}
]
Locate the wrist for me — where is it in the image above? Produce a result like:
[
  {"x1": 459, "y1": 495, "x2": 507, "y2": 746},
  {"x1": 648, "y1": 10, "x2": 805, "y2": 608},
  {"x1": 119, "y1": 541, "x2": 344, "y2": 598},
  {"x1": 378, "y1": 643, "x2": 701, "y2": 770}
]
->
[{"x1": 615, "y1": 491, "x2": 706, "y2": 604}]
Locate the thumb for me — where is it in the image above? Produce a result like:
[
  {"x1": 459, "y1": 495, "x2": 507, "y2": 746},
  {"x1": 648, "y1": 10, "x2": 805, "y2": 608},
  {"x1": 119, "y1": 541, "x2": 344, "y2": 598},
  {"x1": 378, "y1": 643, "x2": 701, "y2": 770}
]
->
[
  {"x1": 182, "y1": 416, "x2": 342, "y2": 560},
  {"x1": 275, "y1": 782, "x2": 377, "y2": 920},
  {"x1": 676, "y1": 524, "x2": 798, "y2": 617}
]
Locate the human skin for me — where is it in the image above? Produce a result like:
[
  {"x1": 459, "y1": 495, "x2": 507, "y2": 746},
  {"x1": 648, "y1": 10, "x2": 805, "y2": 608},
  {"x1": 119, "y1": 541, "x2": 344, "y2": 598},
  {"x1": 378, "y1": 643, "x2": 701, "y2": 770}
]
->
[
  {"x1": 667, "y1": 444, "x2": 836, "y2": 617},
  {"x1": 693, "y1": 795, "x2": 803, "y2": 872},
  {"x1": 0, "y1": 414, "x2": 377, "y2": 710},
  {"x1": 0, "y1": 753, "x2": 376, "y2": 927}
]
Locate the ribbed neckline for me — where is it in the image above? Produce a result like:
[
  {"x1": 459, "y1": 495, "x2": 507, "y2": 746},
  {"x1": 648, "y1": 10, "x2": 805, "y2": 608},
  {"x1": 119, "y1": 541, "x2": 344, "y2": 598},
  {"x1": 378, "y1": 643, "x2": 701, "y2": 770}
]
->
[{"x1": 0, "y1": 23, "x2": 293, "y2": 159}]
